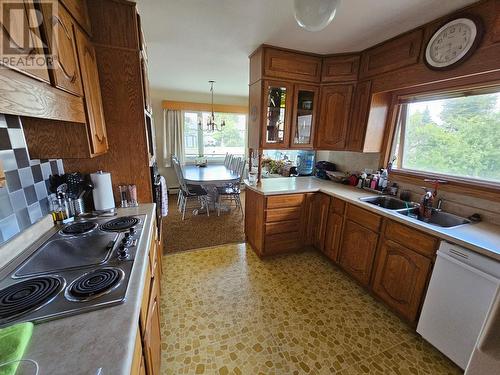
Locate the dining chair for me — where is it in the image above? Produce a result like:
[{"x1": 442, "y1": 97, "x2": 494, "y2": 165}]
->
[
  {"x1": 171, "y1": 156, "x2": 183, "y2": 210},
  {"x1": 216, "y1": 158, "x2": 246, "y2": 216},
  {"x1": 172, "y1": 157, "x2": 210, "y2": 220},
  {"x1": 224, "y1": 153, "x2": 230, "y2": 167}
]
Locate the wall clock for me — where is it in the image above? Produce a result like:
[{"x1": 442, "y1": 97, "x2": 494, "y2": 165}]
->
[{"x1": 425, "y1": 16, "x2": 483, "y2": 70}]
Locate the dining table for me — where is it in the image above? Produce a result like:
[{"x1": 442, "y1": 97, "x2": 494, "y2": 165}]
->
[{"x1": 181, "y1": 164, "x2": 241, "y2": 213}]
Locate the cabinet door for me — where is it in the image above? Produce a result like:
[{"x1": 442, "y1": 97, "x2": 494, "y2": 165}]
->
[
  {"x1": 0, "y1": 0, "x2": 50, "y2": 82},
  {"x1": 141, "y1": 55, "x2": 152, "y2": 113},
  {"x1": 261, "y1": 80, "x2": 293, "y2": 148},
  {"x1": 372, "y1": 239, "x2": 432, "y2": 322},
  {"x1": 42, "y1": 3, "x2": 83, "y2": 96},
  {"x1": 290, "y1": 84, "x2": 318, "y2": 149},
  {"x1": 144, "y1": 298, "x2": 161, "y2": 375},
  {"x1": 315, "y1": 84, "x2": 354, "y2": 150},
  {"x1": 304, "y1": 193, "x2": 330, "y2": 251},
  {"x1": 339, "y1": 220, "x2": 378, "y2": 286},
  {"x1": 263, "y1": 48, "x2": 322, "y2": 83},
  {"x1": 324, "y1": 212, "x2": 343, "y2": 262},
  {"x1": 60, "y1": 0, "x2": 91, "y2": 35},
  {"x1": 321, "y1": 54, "x2": 360, "y2": 83},
  {"x1": 74, "y1": 27, "x2": 108, "y2": 155},
  {"x1": 346, "y1": 81, "x2": 372, "y2": 151}
]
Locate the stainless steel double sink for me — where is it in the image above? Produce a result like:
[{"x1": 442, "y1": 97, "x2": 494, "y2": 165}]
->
[{"x1": 359, "y1": 196, "x2": 471, "y2": 228}]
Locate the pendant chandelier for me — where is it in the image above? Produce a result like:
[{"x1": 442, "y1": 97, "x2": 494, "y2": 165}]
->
[{"x1": 199, "y1": 80, "x2": 225, "y2": 132}]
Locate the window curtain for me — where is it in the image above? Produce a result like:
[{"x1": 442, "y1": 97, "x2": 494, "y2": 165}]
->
[{"x1": 162, "y1": 109, "x2": 184, "y2": 167}]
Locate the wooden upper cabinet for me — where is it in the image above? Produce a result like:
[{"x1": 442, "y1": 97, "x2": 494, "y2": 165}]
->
[
  {"x1": 346, "y1": 80, "x2": 372, "y2": 151},
  {"x1": 372, "y1": 239, "x2": 432, "y2": 323},
  {"x1": 315, "y1": 84, "x2": 354, "y2": 150},
  {"x1": 263, "y1": 47, "x2": 322, "y2": 83},
  {"x1": 60, "y1": 0, "x2": 91, "y2": 35},
  {"x1": 141, "y1": 56, "x2": 152, "y2": 113},
  {"x1": 290, "y1": 84, "x2": 318, "y2": 149},
  {"x1": 339, "y1": 219, "x2": 379, "y2": 286},
  {"x1": 0, "y1": 0, "x2": 50, "y2": 83},
  {"x1": 42, "y1": 3, "x2": 83, "y2": 96},
  {"x1": 261, "y1": 80, "x2": 293, "y2": 149},
  {"x1": 359, "y1": 28, "x2": 423, "y2": 79},
  {"x1": 321, "y1": 54, "x2": 360, "y2": 82},
  {"x1": 74, "y1": 27, "x2": 108, "y2": 156}
]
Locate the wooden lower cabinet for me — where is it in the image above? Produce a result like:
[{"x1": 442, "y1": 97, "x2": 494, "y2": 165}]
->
[
  {"x1": 338, "y1": 220, "x2": 379, "y2": 286},
  {"x1": 372, "y1": 239, "x2": 432, "y2": 323},
  {"x1": 136, "y1": 223, "x2": 162, "y2": 375},
  {"x1": 324, "y1": 212, "x2": 343, "y2": 262},
  {"x1": 304, "y1": 193, "x2": 331, "y2": 251},
  {"x1": 143, "y1": 280, "x2": 161, "y2": 375}
]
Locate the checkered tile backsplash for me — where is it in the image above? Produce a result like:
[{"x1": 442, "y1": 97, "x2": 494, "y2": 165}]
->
[{"x1": 0, "y1": 114, "x2": 64, "y2": 245}]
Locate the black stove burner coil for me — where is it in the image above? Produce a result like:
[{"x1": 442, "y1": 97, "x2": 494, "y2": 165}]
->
[
  {"x1": 69, "y1": 268, "x2": 121, "y2": 299},
  {"x1": 100, "y1": 217, "x2": 139, "y2": 232},
  {"x1": 62, "y1": 222, "x2": 97, "y2": 235},
  {"x1": 0, "y1": 277, "x2": 62, "y2": 320}
]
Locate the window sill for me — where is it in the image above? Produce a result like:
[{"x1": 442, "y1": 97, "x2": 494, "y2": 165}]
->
[{"x1": 389, "y1": 169, "x2": 500, "y2": 202}]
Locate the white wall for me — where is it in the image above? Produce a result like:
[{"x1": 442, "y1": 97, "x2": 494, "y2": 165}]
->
[{"x1": 151, "y1": 87, "x2": 248, "y2": 189}]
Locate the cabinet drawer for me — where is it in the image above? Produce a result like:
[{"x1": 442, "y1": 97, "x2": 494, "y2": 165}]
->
[
  {"x1": 266, "y1": 207, "x2": 302, "y2": 222},
  {"x1": 265, "y1": 220, "x2": 300, "y2": 235},
  {"x1": 384, "y1": 220, "x2": 438, "y2": 258},
  {"x1": 264, "y1": 232, "x2": 301, "y2": 254},
  {"x1": 346, "y1": 204, "x2": 381, "y2": 232},
  {"x1": 330, "y1": 198, "x2": 346, "y2": 215},
  {"x1": 267, "y1": 194, "x2": 304, "y2": 209}
]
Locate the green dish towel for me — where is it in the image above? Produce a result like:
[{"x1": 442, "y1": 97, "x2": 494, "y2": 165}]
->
[{"x1": 0, "y1": 322, "x2": 34, "y2": 375}]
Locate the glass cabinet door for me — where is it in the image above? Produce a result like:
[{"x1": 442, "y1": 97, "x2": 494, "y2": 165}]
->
[
  {"x1": 291, "y1": 84, "x2": 319, "y2": 148},
  {"x1": 263, "y1": 81, "x2": 293, "y2": 147}
]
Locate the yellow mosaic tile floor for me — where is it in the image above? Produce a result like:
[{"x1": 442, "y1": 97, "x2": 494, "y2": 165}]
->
[{"x1": 160, "y1": 243, "x2": 463, "y2": 374}]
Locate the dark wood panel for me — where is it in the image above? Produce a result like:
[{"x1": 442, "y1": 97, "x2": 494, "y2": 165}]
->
[
  {"x1": 248, "y1": 81, "x2": 262, "y2": 150},
  {"x1": 360, "y1": 28, "x2": 423, "y2": 79},
  {"x1": 0, "y1": 67, "x2": 85, "y2": 122},
  {"x1": 87, "y1": 0, "x2": 139, "y2": 49},
  {"x1": 339, "y1": 220, "x2": 379, "y2": 286},
  {"x1": 22, "y1": 117, "x2": 91, "y2": 158},
  {"x1": 372, "y1": 239, "x2": 432, "y2": 323},
  {"x1": 315, "y1": 84, "x2": 354, "y2": 150},
  {"x1": 264, "y1": 47, "x2": 322, "y2": 83},
  {"x1": 321, "y1": 54, "x2": 360, "y2": 82},
  {"x1": 63, "y1": 46, "x2": 152, "y2": 203}
]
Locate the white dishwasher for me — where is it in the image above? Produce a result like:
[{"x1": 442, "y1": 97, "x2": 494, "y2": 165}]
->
[{"x1": 417, "y1": 241, "x2": 500, "y2": 369}]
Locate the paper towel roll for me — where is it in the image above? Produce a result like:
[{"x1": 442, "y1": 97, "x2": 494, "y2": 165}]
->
[{"x1": 90, "y1": 171, "x2": 115, "y2": 211}]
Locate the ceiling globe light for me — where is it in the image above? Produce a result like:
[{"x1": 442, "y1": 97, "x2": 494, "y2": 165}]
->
[{"x1": 294, "y1": 0, "x2": 341, "y2": 32}]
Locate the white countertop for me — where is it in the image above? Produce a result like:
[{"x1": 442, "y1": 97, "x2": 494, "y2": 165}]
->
[
  {"x1": 245, "y1": 177, "x2": 500, "y2": 261},
  {"x1": 5, "y1": 204, "x2": 157, "y2": 375}
]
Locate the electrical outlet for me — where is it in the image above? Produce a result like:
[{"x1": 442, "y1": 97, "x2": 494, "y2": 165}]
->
[{"x1": 0, "y1": 159, "x2": 5, "y2": 188}]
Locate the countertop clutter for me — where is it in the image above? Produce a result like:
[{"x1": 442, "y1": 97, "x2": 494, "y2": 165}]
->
[
  {"x1": 0, "y1": 204, "x2": 156, "y2": 375},
  {"x1": 245, "y1": 177, "x2": 500, "y2": 261}
]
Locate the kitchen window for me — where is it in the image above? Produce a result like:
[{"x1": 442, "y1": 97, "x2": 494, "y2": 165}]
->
[
  {"x1": 183, "y1": 111, "x2": 247, "y2": 161},
  {"x1": 390, "y1": 89, "x2": 500, "y2": 184}
]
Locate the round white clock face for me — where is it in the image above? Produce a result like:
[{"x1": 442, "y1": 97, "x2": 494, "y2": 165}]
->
[{"x1": 425, "y1": 18, "x2": 478, "y2": 69}]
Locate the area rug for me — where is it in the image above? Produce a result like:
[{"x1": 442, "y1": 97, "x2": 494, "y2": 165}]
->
[{"x1": 162, "y1": 191, "x2": 245, "y2": 254}]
